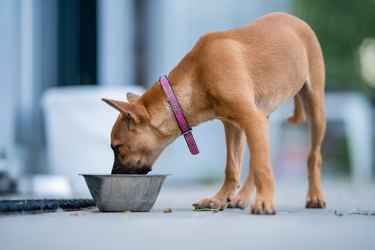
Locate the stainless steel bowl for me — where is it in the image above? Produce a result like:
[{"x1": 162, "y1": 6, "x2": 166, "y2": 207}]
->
[{"x1": 81, "y1": 174, "x2": 168, "y2": 212}]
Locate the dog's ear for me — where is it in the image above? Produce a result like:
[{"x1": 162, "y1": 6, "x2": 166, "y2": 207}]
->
[
  {"x1": 126, "y1": 92, "x2": 140, "y2": 103},
  {"x1": 102, "y1": 98, "x2": 149, "y2": 123}
]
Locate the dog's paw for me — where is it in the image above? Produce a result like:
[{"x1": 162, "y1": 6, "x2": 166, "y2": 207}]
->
[
  {"x1": 306, "y1": 192, "x2": 326, "y2": 208},
  {"x1": 192, "y1": 197, "x2": 228, "y2": 211},
  {"x1": 250, "y1": 195, "x2": 276, "y2": 215},
  {"x1": 227, "y1": 194, "x2": 250, "y2": 209}
]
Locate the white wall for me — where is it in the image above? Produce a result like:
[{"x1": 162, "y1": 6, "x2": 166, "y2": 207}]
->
[
  {"x1": 0, "y1": 0, "x2": 58, "y2": 175},
  {"x1": 98, "y1": 0, "x2": 135, "y2": 86},
  {"x1": 0, "y1": 0, "x2": 20, "y2": 174}
]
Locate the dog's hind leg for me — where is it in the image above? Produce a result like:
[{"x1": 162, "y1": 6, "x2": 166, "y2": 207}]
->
[
  {"x1": 301, "y1": 80, "x2": 326, "y2": 209},
  {"x1": 193, "y1": 121, "x2": 246, "y2": 211},
  {"x1": 299, "y1": 31, "x2": 327, "y2": 208}
]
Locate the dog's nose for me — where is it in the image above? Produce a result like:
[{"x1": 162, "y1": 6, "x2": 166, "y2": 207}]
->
[
  {"x1": 111, "y1": 163, "x2": 152, "y2": 175},
  {"x1": 111, "y1": 144, "x2": 122, "y2": 155}
]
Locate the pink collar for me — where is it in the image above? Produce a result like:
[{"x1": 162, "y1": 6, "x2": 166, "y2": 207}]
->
[{"x1": 159, "y1": 75, "x2": 199, "y2": 155}]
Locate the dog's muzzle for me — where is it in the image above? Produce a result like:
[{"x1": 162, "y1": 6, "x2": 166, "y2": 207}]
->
[{"x1": 111, "y1": 162, "x2": 152, "y2": 175}]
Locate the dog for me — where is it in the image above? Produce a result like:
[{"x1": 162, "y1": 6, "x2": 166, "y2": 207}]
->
[{"x1": 102, "y1": 12, "x2": 326, "y2": 215}]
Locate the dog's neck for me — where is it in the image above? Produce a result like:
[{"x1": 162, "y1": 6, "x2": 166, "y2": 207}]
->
[{"x1": 141, "y1": 71, "x2": 215, "y2": 140}]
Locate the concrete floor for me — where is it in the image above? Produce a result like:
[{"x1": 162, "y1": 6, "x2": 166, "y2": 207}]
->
[{"x1": 1, "y1": 178, "x2": 375, "y2": 250}]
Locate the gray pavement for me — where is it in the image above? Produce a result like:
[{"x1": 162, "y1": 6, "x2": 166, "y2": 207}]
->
[{"x1": 1, "y1": 178, "x2": 375, "y2": 250}]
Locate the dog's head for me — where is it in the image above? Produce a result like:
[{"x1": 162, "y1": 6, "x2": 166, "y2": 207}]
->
[{"x1": 102, "y1": 93, "x2": 167, "y2": 175}]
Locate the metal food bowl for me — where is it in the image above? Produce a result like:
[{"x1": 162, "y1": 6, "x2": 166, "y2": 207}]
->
[{"x1": 81, "y1": 174, "x2": 168, "y2": 212}]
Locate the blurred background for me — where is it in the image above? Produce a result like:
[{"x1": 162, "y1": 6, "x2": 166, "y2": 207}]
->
[{"x1": 0, "y1": 0, "x2": 374, "y2": 197}]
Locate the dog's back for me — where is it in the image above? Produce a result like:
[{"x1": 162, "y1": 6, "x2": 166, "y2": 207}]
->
[{"x1": 186, "y1": 12, "x2": 324, "y2": 117}]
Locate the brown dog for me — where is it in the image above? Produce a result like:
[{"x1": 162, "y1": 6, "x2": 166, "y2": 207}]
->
[{"x1": 102, "y1": 12, "x2": 326, "y2": 215}]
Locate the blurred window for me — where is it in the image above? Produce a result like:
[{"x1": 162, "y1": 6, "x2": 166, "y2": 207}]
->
[{"x1": 57, "y1": 0, "x2": 97, "y2": 86}]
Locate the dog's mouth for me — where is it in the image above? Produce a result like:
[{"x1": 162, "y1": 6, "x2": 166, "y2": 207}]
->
[{"x1": 111, "y1": 162, "x2": 152, "y2": 175}]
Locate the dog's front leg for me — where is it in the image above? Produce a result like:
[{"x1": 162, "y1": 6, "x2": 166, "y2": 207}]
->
[
  {"x1": 243, "y1": 113, "x2": 276, "y2": 215},
  {"x1": 193, "y1": 121, "x2": 246, "y2": 211},
  {"x1": 228, "y1": 160, "x2": 255, "y2": 209}
]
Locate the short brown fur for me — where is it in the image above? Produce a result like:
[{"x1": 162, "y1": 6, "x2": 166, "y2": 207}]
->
[{"x1": 103, "y1": 12, "x2": 326, "y2": 214}]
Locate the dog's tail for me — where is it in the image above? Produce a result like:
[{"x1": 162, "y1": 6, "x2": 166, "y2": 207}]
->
[{"x1": 287, "y1": 95, "x2": 305, "y2": 124}]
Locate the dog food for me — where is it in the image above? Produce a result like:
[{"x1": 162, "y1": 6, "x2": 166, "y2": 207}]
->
[{"x1": 163, "y1": 208, "x2": 172, "y2": 213}]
